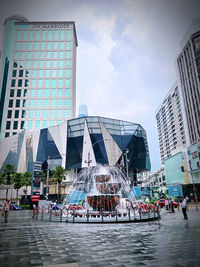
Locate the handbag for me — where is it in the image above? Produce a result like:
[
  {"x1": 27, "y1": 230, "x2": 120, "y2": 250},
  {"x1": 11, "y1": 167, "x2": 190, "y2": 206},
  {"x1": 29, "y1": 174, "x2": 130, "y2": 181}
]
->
[{"x1": 1, "y1": 211, "x2": 5, "y2": 217}]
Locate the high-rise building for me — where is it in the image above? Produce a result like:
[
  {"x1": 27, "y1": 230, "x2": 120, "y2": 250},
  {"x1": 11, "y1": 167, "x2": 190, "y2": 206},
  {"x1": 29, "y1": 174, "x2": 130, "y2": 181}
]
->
[
  {"x1": 156, "y1": 82, "x2": 186, "y2": 164},
  {"x1": 0, "y1": 15, "x2": 77, "y2": 140},
  {"x1": 177, "y1": 18, "x2": 200, "y2": 145},
  {"x1": 78, "y1": 104, "x2": 88, "y2": 118}
]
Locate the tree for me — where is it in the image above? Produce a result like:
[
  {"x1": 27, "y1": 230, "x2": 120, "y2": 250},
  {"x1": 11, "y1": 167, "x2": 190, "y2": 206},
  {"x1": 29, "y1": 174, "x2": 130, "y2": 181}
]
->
[
  {"x1": 1, "y1": 164, "x2": 16, "y2": 199},
  {"x1": 22, "y1": 172, "x2": 32, "y2": 204},
  {"x1": 51, "y1": 166, "x2": 67, "y2": 202},
  {"x1": 13, "y1": 173, "x2": 23, "y2": 205}
]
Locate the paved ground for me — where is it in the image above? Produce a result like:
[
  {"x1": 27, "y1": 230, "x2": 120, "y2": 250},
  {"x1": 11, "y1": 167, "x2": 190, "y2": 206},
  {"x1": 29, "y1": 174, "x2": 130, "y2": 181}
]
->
[{"x1": 0, "y1": 206, "x2": 200, "y2": 267}]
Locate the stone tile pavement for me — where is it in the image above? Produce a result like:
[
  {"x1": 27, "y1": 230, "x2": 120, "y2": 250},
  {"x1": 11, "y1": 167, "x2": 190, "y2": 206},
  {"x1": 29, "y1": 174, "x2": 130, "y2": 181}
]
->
[{"x1": 0, "y1": 206, "x2": 200, "y2": 267}]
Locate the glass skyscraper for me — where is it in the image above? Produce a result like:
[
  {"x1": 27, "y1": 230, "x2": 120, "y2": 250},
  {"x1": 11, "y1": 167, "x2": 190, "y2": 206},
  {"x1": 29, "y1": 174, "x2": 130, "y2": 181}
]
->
[{"x1": 0, "y1": 15, "x2": 77, "y2": 140}]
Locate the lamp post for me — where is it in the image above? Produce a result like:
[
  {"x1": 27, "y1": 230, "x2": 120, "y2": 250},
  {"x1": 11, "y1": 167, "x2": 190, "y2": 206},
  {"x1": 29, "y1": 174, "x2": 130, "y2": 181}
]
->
[{"x1": 124, "y1": 148, "x2": 129, "y2": 179}]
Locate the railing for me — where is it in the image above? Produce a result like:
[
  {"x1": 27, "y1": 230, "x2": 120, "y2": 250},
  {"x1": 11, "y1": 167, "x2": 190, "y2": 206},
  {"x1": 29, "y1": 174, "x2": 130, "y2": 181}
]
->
[{"x1": 34, "y1": 205, "x2": 161, "y2": 223}]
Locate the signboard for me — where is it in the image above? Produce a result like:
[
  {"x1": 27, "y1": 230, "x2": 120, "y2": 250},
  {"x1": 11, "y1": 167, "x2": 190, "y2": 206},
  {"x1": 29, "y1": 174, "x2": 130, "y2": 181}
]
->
[
  {"x1": 140, "y1": 187, "x2": 152, "y2": 198},
  {"x1": 131, "y1": 187, "x2": 141, "y2": 197},
  {"x1": 31, "y1": 162, "x2": 42, "y2": 202},
  {"x1": 168, "y1": 185, "x2": 183, "y2": 197}
]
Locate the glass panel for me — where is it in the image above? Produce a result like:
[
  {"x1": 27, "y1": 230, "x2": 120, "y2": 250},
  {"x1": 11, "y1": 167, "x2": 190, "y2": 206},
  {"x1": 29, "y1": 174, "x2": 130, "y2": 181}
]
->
[
  {"x1": 64, "y1": 99, "x2": 69, "y2": 107},
  {"x1": 58, "y1": 110, "x2": 62, "y2": 118},
  {"x1": 54, "y1": 30, "x2": 59, "y2": 40},
  {"x1": 66, "y1": 30, "x2": 71, "y2": 40},
  {"x1": 60, "y1": 30, "x2": 65, "y2": 40},
  {"x1": 37, "y1": 90, "x2": 42, "y2": 97},
  {"x1": 46, "y1": 61, "x2": 51, "y2": 67},
  {"x1": 16, "y1": 100, "x2": 20, "y2": 107},
  {"x1": 50, "y1": 121, "x2": 54, "y2": 126},
  {"x1": 35, "y1": 120, "x2": 40, "y2": 129},
  {"x1": 32, "y1": 70, "x2": 37, "y2": 77},
  {"x1": 35, "y1": 30, "x2": 40, "y2": 41},
  {"x1": 29, "y1": 110, "x2": 33, "y2": 118},
  {"x1": 37, "y1": 99, "x2": 42, "y2": 107},
  {"x1": 58, "y1": 89, "x2": 62, "y2": 96},
  {"x1": 44, "y1": 99, "x2": 48, "y2": 107},
  {"x1": 42, "y1": 31, "x2": 46, "y2": 40},
  {"x1": 64, "y1": 110, "x2": 69, "y2": 118},
  {"x1": 12, "y1": 70, "x2": 17, "y2": 77},
  {"x1": 29, "y1": 31, "x2": 34, "y2": 40},
  {"x1": 36, "y1": 110, "x2": 41, "y2": 118},
  {"x1": 48, "y1": 30, "x2": 52, "y2": 40},
  {"x1": 35, "y1": 42, "x2": 39, "y2": 50},
  {"x1": 28, "y1": 42, "x2": 32, "y2": 50},
  {"x1": 17, "y1": 89, "x2": 21, "y2": 97},
  {"x1": 13, "y1": 121, "x2": 18, "y2": 129},
  {"x1": 51, "y1": 99, "x2": 55, "y2": 107},
  {"x1": 58, "y1": 99, "x2": 62, "y2": 107},
  {"x1": 41, "y1": 42, "x2": 45, "y2": 49},
  {"x1": 44, "y1": 89, "x2": 49, "y2": 97},
  {"x1": 66, "y1": 42, "x2": 71, "y2": 49},
  {"x1": 10, "y1": 89, "x2": 14, "y2": 97},
  {"x1": 43, "y1": 110, "x2": 48, "y2": 118},
  {"x1": 54, "y1": 42, "x2": 58, "y2": 49},
  {"x1": 51, "y1": 89, "x2": 56, "y2": 97},
  {"x1": 30, "y1": 99, "x2": 34, "y2": 107},
  {"x1": 47, "y1": 42, "x2": 52, "y2": 49},
  {"x1": 50, "y1": 110, "x2": 55, "y2": 118},
  {"x1": 42, "y1": 120, "x2": 47, "y2": 128},
  {"x1": 7, "y1": 110, "x2": 12, "y2": 118},
  {"x1": 28, "y1": 121, "x2": 33, "y2": 129},
  {"x1": 60, "y1": 42, "x2": 64, "y2": 49}
]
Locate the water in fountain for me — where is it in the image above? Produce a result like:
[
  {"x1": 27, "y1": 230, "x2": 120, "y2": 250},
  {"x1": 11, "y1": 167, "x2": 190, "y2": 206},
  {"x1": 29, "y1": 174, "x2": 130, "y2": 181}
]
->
[{"x1": 68, "y1": 164, "x2": 135, "y2": 212}]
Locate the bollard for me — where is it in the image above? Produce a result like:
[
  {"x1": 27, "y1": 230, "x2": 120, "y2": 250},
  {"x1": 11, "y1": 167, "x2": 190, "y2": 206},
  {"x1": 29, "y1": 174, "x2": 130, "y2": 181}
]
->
[
  {"x1": 148, "y1": 206, "x2": 150, "y2": 219},
  {"x1": 49, "y1": 209, "x2": 52, "y2": 221},
  {"x1": 154, "y1": 206, "x2": 155, "y2": 218},
  {"x1": 73, "y1": 209, "x2": 75, "y2": 223},
  {"x1": 41, "y1": 208, "x2": 43, "y2": 221},
  {"x1": 134, "y1": 208, "x2": 136, "y2": 220},
  {"x1": 87, "y1": 209, "x2": 89, "y2": 223},
  {"x1": 60, "y1": 209, "x2": 62, "y2": 222},
  {"x1": 139, "y1": 209, "x2": 141, "y2": 220},
  {"x1": 116, "y1": 209, "x2": 118, "y2": 222},
  {"x1": 128, "y1": 208, "x2": 131, "y2": 221},
  {"x1": 101, "y1": 209, "x2": 104, "y2": 223}
]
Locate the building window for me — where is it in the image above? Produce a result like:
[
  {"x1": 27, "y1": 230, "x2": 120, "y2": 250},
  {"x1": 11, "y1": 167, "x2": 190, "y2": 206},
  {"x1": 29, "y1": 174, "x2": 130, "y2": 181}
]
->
[
  {"x1": 54, "y1": 42, "x2": 58, "y2": 49},
  {"x1": 22, "y1": 110, "x2": 26, "y2": 118},
  {"x1": 29, "y1": 110, "x2": 34, "y2": 118},
  {"x1": 18, "y1": 80, "x2": 22, "y2": 87},
  {"x1": 64, "y1": 99, "x2": 69, "y2": 107},
  {"x1": 66, "y1": 42, "x2": 70, "y2": 49},
  {"x1": 40, "y1": 61, "x2": 45, "y2": 68},
  {"x1": 54, "y1": 30, "x2": 59, "y2": 40},
  {"x1": 36, "y1": 110, "x2": 41, "y2": 118},
  {"x1": 59, "y1": 70, "x2": 63, "y2": 77},
  {"x1": 66, "y1": 51, "x2": 70, "y2": 58},
  {"x1": 58, "y1": 110, "x2": 62, "y2": 118},
  {"x1": 7, "y1": 110, "x2": 12, "y2": 118},
  {"x1": 52, "y1": 79, "x2": 56, "y2": 87},
  {"x1": 42, "y1": 120, "x2": 47, "y2": 128},
  {"x1": 44, "y1": 89, "x2": 49, "y2": 97},
  {"x1": 37, "y1": 90, "x2": 42, "y2": 97},
  {"x1": 66, "y1": 60, "x2": 70, "y2": 67},
  {"x1": 66, "y1": 30, "x2": 71, "y2": 40},
  {"x1": 50, "y1": 121, "x2": 54, "y2": 126},
  {"x1": 5, "y1": 133, "x2": 10, "y2": 137},
  {"x1": 47, "y1": 51, "x2": 51, "y2": 58},
  {"x1": 33, "y1": 61, "x2": 38, "y2": 68},
  {"x1": 60, "y1": 30, "x2": 65, "y2": 40},
  {"x1": 53, "y1": 61, "x2": 57, "y2": 68},
  {"x1": 35, "y1": 120, "x2": 40, "y2": 129},
  {"x1": 43, "y1": 110, "x2": 48, "y2": 118},
  {"x1": 60, "y1": 51, "x2": 64, "y2": 58},
  {"x1": 52, "y1": 70, "x2": 57, "y2": 77},
  {"x1": 44, "y1": 99, "x2": 48, "y2": 107},
  {"x1": 66, "y1": 70, "x2": 70, "y2": 77},
  {"x1": 39, "y1": 70, "x2": 43, "y2": 77},
  {"x1": 64, "y1": 110, "x2": 69, "y2": 118},
  {"x1": 42, "y1": 31, "x2": 46, "y2": 40},
  {"x1": 10, "y1": 89, "x2": 14, "y2": 97},
  {"x1": 21, "y1": 121, "x2": 25, "y2": 129},
  {"x1": 45, "y1": 70, "x2": 50, "y2": 77},
  {"x1": 65, "y1": 80, "x2": 70, "y2": 87},
  {"x1": 13, "y1": 121, "x2": 18, "y2": 129},
  {"x1": 12, "y1": 70, "x2": 17, "y2": 77},
  {"x1": 58, "y1": 80, "x2": 63, "y2": 86},
  {"x1": 41, "y1": 42, "x2": 45, "y2": 50},
  {"x1": 53, "y1": 52, "x2": 57, "y2": 58},
  {"x1": 17, "y1": 89, "x2": 21, "y2": 97},
  {"x1": 59, "y1": 61, "x2": 64, "y2": 68},
  {"x1": 38, "y1": 80, "x2": 43, "y2": 87},
  {"x1": 58, "y1": 99, "x2": 62, "y2": 107},
  {"x1": 32, "y1": 70, "x2": 37, "y2": 78},
  {"x1": 46, "y1": 61, "x2": 51, "y2": 68},
  {"x1": 50, "y1": 99, "x2": 55, "y2": 107},
  {"x1": 11, "y1": 80, "x2": 16, "y2": 87},
  {"x1": 37, "y1": 99, "x2": 42, "y2": 107},
  {"x1": 45, "y1": 80, "x2": 50, "y2": 87},
  {"x1": 51, "y1": 89, "x2": 56, "y2": 97},
  {"x1": 48, "y1": 30, "x2": 52, "y2": 40},
  {"x1": 50, "y1": 110, "x2": 55, "y2": 118},
  {"x1": 16, "y1": 100, "x2": 20, "y2": 107},
  {"x1": 35, "y1": 30, "x2": 40, "y2": 41},
  {"x1": 60, "y1": 42, "x2": 64, "y2": 49},
  {"x1": 34, "y1": 42, "x2": 39, "y2": 50},
  {"x1": 24, "y1": 89, "x2": 27, "y2": 97},
  {"x1": 6, "y1": 121, "x2": 11, "y2": 130},
  {"x1": 28, "y1": 121, "x2": 32, "y2": 129},
  {"x1": 58, "y1": 89, "x2": 62, "y2": 97},
  {"x1": 30, "y1": 99, "x2": 34, "y2": 107},
  {"x1": 14, "y1": 110, "x2": 19, "y2": 118},
  {"x1": 65, "y1": 89, "x2": 69, "y2": 96}
]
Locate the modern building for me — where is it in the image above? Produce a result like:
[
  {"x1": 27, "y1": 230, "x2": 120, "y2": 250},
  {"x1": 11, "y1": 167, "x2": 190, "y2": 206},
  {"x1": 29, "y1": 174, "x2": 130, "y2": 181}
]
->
[
  {"x1": 78, "y1": 104, "x2": 88, "y2": 118},
  {"x1": 0, "y1": 15, "x2": 77, "y2": 140},
  {"x1": 177, "y1": 18, "x2": 200, "y2": 145},
  {"x1": 0, "y1": 116, "x2": 151, "y2": 184},
  {"x1": 138, "y1": 167, "x2": 166, "y2": 188},
  {"x1": 156, "y1": 82, "x2": 186, "y2": 164}
]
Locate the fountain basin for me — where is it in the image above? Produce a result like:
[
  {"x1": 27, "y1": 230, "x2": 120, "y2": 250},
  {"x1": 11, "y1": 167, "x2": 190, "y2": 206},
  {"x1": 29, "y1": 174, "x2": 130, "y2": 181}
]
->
[{"x1": 87, "y1": 195, "x2": 120, "y2": 211}]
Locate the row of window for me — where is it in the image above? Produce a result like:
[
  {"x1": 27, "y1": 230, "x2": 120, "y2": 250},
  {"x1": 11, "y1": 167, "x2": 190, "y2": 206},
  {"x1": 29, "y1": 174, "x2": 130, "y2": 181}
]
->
[
  {"x1": 7, "y1": 109, "x2": 69, "y2": 119},
  {"x1": 10, "y1": 89, "x2": 27, "y2": 97},
  {"x1": 30, "y1": 88, "x2": 69, "y2": 97},
  {"x1": 6, "y1": 119, "x2": 65, "y2": 131},
  {"x1": 11, "y1": 78, "x2": 70, "y2": 88},
  {"x1": 12, "y1": 69, "x2": 71, "y2": 78},
  {"x1": 16, "y1": 29, "x2": 71, "y2": 42},
  {"x1": 15, "y1": 41, "x2": 71, "y2": 50},
  {"x1": 14, "y1": 50, "x2": 71, "y2": 60},
  {"x1": 8, "y1": 98, "x2": 70, "y2": 108},
  {"x1": 13, "y1": 60, "x2": 71, "y2": 69}
]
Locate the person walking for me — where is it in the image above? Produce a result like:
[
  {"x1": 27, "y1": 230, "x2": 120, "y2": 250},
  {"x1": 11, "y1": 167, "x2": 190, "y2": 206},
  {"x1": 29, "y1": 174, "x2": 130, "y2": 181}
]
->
[
  {"x1": 181, "y1": 198, "x2": 188, "y2": 219},
  {"x1": 3, "y1": 199, "x2": 12, "y2": 223}
]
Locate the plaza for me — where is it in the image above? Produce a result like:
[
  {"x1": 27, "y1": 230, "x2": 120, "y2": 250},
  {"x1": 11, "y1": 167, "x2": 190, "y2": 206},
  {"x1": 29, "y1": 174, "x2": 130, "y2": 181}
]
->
[{"x1": 0, "y1": 206, "x2": 200, "y2": 267}]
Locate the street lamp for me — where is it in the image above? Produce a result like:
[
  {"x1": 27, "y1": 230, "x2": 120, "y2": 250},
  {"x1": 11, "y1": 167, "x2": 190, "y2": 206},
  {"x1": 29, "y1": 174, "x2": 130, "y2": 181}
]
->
[{"x1": 124, "y1": 148, "x2": 129, "y2": 179}]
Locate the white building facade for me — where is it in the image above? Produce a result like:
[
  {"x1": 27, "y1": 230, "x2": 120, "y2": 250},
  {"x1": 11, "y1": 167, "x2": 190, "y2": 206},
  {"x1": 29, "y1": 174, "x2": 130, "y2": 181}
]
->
[
  {"x1": 177, "y1": 18, "x2": 200, "y2": 145},
  {"x1": 156, "y1": 82, "x2": 187, "y2": 164},
  {"x1": 0, "y1": 16, "x2": 77, "y2": 140}
]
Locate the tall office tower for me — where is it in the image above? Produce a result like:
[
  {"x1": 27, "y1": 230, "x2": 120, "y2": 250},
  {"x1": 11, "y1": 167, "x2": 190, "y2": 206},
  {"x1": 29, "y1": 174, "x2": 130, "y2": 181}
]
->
[
  {"x1": 156, "y1": 82, "x2": 186, "y2": 164},
  {"x1": 78, "y1": 104, "x2": 88, "y2": 118},
  {"x1": 177, "y1": 18, "x2": 200, "y2": 145},
  {"x1": 0, "y1": 15, "x2": 77, "y2": 140}
]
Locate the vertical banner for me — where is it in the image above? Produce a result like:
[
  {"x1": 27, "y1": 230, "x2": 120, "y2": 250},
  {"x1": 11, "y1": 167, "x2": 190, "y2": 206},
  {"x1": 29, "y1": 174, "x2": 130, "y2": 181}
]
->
[
  {"x1": 182, "y1": 152, "x2": 189, "y2": 184},
  {"x1": 31, "y1": 161, "x2": 42, "y2": 202}
]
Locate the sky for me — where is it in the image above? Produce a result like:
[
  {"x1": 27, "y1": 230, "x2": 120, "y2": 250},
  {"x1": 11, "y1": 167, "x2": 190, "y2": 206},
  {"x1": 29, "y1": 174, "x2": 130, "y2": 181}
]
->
[{"x1": 0, "y1": 0, "x2": 200, "y2": 171}]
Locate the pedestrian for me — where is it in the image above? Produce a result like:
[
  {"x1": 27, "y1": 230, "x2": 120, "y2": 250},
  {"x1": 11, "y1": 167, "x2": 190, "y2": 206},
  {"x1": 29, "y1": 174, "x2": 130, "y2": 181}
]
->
[
  {"x1": 181, "y1": 197, "x2": 188, "y2": 219},
  {"x1": 32, "y1": 204, "x2": 36, "y2": 218},
  {"x1": 165, "y1": 199, "x2": 169, "y2": 210},
  {"x1": 3, "y1": 199, "x2": 12, "y2": 223}
]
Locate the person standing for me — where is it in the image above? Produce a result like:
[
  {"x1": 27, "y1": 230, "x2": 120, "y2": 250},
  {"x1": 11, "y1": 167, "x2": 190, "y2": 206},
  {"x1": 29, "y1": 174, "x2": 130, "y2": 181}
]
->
[
  {"x1": 3, "y1": 199, "x2": 12, "y2": 223},
  {"x1": 181, "y1": 198, "x2": 188, "y2": 219}
]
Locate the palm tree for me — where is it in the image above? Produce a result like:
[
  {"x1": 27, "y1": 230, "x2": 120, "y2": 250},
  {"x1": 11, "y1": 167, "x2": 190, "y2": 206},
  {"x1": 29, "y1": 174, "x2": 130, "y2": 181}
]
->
[
  {"x1": 52, "y1": 166, "x2": 67, "y2": 202},
  {"x1": 1, "y1": 164, "x2": 16, "y2": 199},
  {"x1": 22, "y1": 172, "x2": 32, "y2": 204},
  {"x1": 13, "y1": 173, "x2": 23, "y2": 205}
]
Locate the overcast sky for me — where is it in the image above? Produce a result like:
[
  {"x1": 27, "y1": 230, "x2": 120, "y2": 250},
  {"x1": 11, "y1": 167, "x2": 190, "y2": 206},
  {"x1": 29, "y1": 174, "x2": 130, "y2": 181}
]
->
[{"x1": 0, "y1": 0, "x2": 200, "y2": 171}]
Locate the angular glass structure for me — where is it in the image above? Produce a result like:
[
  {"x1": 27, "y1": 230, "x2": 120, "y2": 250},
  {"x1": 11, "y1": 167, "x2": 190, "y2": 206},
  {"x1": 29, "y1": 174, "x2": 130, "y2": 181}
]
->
[{"x1": 0, "y1": 116, "x2": 151, "y2": 182}]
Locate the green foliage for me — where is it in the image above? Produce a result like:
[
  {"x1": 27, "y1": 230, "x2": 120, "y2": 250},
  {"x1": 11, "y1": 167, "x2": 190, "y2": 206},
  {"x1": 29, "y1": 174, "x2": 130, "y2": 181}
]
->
[
  {"x1": 1, "y1": 164, "x2": 16, "y2": 185},
  {"x1": 52, "y1": 166, "x2": 66, "y2": 184},
  {"x1": 41, "y1": 170, "x2": 47, "y2": 184},
  {"x1": 22, "y1": 172, "x2": 32, "y2": 187},
  {"x1": 13, "y1": 173, "x2": 23, "y2": 190}
]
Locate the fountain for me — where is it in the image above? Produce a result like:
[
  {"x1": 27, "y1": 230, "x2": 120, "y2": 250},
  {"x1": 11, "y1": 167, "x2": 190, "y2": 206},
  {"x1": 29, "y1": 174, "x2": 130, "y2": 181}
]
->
[{"x1": 62, "y1": 164, "x2": 161, "y2": 223}]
